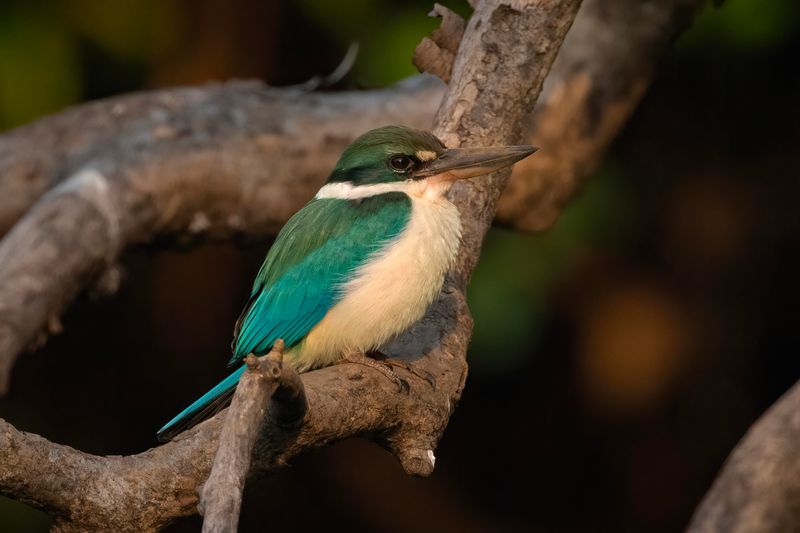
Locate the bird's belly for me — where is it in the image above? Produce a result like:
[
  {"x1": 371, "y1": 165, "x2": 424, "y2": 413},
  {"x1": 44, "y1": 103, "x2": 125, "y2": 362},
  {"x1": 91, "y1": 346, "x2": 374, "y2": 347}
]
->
[{"x1": 290, "y1": 195, "x2": 461, "y2": 370}]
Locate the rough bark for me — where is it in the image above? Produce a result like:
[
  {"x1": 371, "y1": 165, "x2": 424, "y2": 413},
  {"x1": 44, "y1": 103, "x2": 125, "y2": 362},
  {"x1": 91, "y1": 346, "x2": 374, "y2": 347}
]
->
[
  {"x1": 199, "y1": 340, "x2": 307, "y2": 533},
  {"x1": 434, "y1": 0, "x2": 581, "y2": 281},
  {"x1": 0, "y1": 1, "x2": 582, "y2": 531},
  {"x1": 688, "y1": 382, "x2": 800, "y2": 533},
  {"x1": 0, "y1": 0, "x2": 706, "y2": 239},
  {"x1": 0, "y1": 77, "x2": 445, "y2": 393},
  {"x1": 0, "y1": 77, "x2": 445, "y2": 237},
  {"x1": 496, "y1": 0, "x2": 705, "y2": 230},
  {"x1": 0, "y1": 0, "x2": 707, "y2": 393},
  {"x1": 0, "y1": 352, "x2": 465, "y2": 533}
]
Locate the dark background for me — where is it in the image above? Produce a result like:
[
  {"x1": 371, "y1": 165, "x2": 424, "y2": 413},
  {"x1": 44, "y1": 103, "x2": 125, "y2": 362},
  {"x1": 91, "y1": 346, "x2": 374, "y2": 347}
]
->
[{"x1": 1, "y1": 0, "x2": 799, "y2": 531}]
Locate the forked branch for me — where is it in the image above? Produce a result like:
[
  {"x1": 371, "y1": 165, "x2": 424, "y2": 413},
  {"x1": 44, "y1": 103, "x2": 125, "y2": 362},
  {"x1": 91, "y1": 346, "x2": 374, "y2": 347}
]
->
[
  {"x1": 0, "y1": 0, "x2": 705, "y2": 392},
  {"x1": 0, "y1": 1, "x2": 582, "y2": 531}
]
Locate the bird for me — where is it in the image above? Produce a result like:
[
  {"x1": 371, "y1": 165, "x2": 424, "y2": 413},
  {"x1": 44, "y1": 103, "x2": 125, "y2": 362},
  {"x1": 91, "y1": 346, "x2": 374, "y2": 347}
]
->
[{"x1": 157, "y1": 125, "x2": 536, "y2": 441}]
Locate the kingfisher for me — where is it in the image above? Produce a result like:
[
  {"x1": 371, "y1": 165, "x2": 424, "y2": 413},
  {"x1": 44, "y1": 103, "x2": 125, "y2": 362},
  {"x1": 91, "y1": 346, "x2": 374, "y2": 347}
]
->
[{"x1": 157, "y1": 125, "x2": 535, "y2": 441}]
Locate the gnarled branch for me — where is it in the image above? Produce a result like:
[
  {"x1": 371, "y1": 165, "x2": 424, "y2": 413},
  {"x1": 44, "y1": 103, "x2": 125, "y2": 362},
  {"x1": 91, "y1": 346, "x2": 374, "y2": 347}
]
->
[
  {"x1": 688, "y1": 381, "x2": 800, "y2": 533},
  {"x1": 0, "y1": 1, "x2": 582, "y2": 531},
  {"x1": 497, "y1": 0, "x2": 706, "y2": 230},
  {"x1": 0, "y1": 77, "x2": 445, "y2": 237},
  {"x1": 0, "y1": 77, "x2": 445, "y2": 393},
  {"x1": 0, "y1": 0, "x2": 707, "y2": 392}
]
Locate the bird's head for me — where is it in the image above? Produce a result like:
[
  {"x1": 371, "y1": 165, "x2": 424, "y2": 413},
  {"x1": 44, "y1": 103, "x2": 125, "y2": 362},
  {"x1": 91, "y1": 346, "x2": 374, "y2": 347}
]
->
[{"x1": 327, "y1": 125, "x2": 536, "y2": 194}]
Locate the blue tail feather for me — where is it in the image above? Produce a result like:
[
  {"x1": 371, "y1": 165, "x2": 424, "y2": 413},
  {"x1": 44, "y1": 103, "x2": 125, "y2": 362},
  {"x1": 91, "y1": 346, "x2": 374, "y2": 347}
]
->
[{"x1": 157, "y1": 365, "x2": 246, "y2": 442}]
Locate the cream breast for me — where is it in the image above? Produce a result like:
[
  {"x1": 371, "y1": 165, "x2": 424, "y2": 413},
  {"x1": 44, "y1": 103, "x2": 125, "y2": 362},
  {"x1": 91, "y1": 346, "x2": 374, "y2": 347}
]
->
[{"x1": 293, "y1": 180, "x2": 461, "y2": 370}]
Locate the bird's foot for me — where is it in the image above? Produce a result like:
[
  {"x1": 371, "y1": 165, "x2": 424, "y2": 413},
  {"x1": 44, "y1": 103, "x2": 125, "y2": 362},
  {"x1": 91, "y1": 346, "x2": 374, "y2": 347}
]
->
[
  {"x1": 342, "y1": 351, "x2": 409, "y2": 393},
  {"x1": 368, "y1": 351, "x2": 437, "y2": 391}
]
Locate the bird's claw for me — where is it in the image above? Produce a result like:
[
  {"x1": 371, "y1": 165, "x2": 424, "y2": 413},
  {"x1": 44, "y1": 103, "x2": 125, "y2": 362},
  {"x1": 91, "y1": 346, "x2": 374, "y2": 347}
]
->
[
  {"x1": 385, "y1": 361, "x2": 435, "y2": 390},
  {"x1": 341, "y1": 351, "x2": 411, "y2": 394},
  {"x1": 394, "y1": 374, "x2": 411, "y2": 394},
  {"x1": 367, "y1": 351, "x2": 437, "y2": 391}
]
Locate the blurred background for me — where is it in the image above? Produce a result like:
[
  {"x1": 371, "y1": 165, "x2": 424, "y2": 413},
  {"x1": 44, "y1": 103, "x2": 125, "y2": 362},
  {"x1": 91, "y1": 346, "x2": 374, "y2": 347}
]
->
[{"x1": 1, "y1": 0, "x2": 799, "y2": 531}]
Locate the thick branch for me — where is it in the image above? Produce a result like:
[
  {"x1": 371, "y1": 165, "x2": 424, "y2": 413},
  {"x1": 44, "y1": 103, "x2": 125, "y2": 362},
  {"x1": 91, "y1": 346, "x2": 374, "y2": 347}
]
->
[
  {"x1": 688, "y1": 381, "x2": 800, "y2": 533},
  {"x1": 497, "y1": 0, "x2": 704, "y2": 230},
  {"x1": 0, "y1": 0, "x2": 708, "y2": 393},
  {"x1": 435, "y1": 0, "x2": 582, "y2": 283},
  {"x1": 0, "y1": 331, "x2": 464, "y2": 533},
  {"x1": 0, "y1": 289, "x2": 473, "y2": 532},
  {"x1": 0, "y1": 77, "x2": 445, "y2": 393},
  {"x1": 0, "y1": 78, "x2": 445, "y2": 237},
  {"x1": 1, "y1": 1, "x2": 704, "y2": 241},
  {"x1": 0, "y1": 1, "x2": 581, "y2": 531},
  {"x1": 200, "y1": 340, "x2": 305, "y2": 533}
]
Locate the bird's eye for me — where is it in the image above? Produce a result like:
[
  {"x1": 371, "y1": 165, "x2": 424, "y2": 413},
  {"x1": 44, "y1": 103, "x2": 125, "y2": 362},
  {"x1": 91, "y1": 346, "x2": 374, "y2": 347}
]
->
[{"x1": 389, "y1": 155, "x2": 415, "y2": 173}]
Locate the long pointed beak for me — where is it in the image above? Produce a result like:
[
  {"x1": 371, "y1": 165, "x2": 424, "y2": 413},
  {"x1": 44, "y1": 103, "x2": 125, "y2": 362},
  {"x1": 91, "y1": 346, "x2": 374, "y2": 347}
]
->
[{"x1": 415, "y1": 145, "x2": 537, "y2": 180}]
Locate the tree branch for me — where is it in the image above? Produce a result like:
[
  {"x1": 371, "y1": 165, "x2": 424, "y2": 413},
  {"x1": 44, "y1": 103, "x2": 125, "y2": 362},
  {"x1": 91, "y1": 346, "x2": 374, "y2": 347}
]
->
[
  {"x1": 497, "y1": 0, "x2": 705, "y2": 230},
  {"x1": 0, "y1": 1, "x2": 582, "y2": 531},
  {"x1": 435, "y1": 0, "x2": 581, "y2": 279},
  {"x1": 0, "y1": 0, "x2": 706, "y2": 240},
  {"x1": 0, "y1": 77, "x2": 446, "y2": 237},
  {"x1": 0, "y1": 289, "x2": 474, "y2": 532},
  {"x1": 0, "y1": 77, "x2": 445, "y2": 393},
  {"x1": 199, "y1": 340, "x2": 306, "y2": 533},
  {"x1": 688, "y1": 381, "x2": 800, "y2": 533},
  {"x1": 0, "y1": 0, "x2": 707, "y2": 393}
]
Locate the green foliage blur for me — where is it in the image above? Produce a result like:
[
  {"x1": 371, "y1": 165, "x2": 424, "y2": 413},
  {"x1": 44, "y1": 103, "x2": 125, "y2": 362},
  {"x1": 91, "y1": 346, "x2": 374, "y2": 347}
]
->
[
  {"x1": 0, "y1": 0, "x2": 470, "y2": 128},
  {"x1": 2, "y1": 0, "x2": 795, "y2": 128}
]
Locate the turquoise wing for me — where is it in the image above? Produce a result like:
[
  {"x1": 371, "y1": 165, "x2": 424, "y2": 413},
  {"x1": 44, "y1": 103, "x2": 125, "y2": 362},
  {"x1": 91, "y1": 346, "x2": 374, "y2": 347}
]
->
[
  {"x1": 158, "y1": 192, "x2": 411, "y2": 441},
  {"x1": 230, "y1": 192, "x2": 411, "y2": 364}
]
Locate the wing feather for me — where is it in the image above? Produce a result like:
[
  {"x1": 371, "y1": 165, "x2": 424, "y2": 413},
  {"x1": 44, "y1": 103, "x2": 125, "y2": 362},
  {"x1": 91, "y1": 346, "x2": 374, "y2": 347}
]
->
[{"x1": 229, "y1": 193, "x2": 411, "y2": 365}]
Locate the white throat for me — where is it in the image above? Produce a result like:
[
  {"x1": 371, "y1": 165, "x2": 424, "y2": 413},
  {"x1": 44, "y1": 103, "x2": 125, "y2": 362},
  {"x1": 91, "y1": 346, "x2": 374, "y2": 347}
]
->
[{"x1": 315, "y1": 178, "x2": 454, "y2": 202}]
